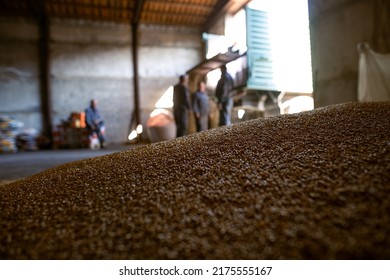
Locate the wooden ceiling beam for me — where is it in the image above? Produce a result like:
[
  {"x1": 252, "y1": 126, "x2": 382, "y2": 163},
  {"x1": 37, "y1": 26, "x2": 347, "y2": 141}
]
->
[
  {"x1": 0, "y1": 0, "x2": 247, "y2": 29},
  {"x1": 44, "y1": 1, "x2": 135, "y2": 11},
  {"x1": 143, "y1": 7, "x2": 211, "y2": 17},
  {"x1": 142, "y1": 9, "x2": 209, "y2": 19},
  {"x1": 201, "y1": 0, "x2": 229, "y2": 33},
  {"x1": 108, "y1": 0, "x2": 115, "y2": 20},
  {"x1": 145, "y1": 1, "x2": 214, "y2": 12},
  {"x1": 201, "y1": 0, "x2": 250, "y2": 32},
  {"x1": 142, "y1": 14, "x2": 203, "y2": 26},
  {"x1": 226, "y1": 0, "x2": 251, "y2": 14},
  {"x1": 133, "y1": 0, "x2": 145, "y2": 25},
  {"x1": 25, "y1": 0, "x2": 48, "y2": 22}
]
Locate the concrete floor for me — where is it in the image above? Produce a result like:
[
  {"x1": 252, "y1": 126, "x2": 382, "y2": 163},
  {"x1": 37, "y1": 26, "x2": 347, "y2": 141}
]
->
[{"x1": 0, "y1": 144, "x2": 144, "y2": 185}]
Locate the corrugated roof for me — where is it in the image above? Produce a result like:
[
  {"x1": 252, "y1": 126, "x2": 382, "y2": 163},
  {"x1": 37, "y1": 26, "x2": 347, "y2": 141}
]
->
[{"x1": 0, "y1": 0, "x2": 250, "y2": 30}]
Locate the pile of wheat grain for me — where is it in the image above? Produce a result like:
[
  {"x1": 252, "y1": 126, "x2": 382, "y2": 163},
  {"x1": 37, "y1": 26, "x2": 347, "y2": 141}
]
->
[{"x1": 1, "y1": 102, "x2": 389, "y2": 259}]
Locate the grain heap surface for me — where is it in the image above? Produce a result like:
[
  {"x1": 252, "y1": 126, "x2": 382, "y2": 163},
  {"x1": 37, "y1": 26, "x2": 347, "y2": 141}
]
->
[{"x1": 1, "y1": 102, "x2": 390, "y2": 259}]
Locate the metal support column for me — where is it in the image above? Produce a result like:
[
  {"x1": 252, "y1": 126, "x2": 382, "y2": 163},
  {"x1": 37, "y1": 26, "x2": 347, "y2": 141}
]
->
[
  {"x1": 38, "y1": 14, "x2": 53, "y2": 145},
  {"x1": 131, "y1": 22, "x2": 141, "y2": 128},
  {"x1": 128, "y1": 0, "x2": 145, "y2": 140}
]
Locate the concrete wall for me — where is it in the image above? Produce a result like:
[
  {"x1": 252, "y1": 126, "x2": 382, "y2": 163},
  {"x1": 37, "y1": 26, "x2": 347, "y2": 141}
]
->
[
  {"x1": 50, "y1": 20, "x2": 133, "y2": 144},
  {"x1": 0, "y1": 19, "x2": 42, "y2": 130},
  {"x1": 308, "y1": 0, "x2": 390, "y2": 108},
  {"x1": 0, "y1": 19, "x2": 202, "y2": 144}
]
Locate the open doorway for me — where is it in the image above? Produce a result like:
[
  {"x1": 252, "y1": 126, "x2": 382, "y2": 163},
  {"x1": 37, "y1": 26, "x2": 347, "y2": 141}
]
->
[{"x1": 205, "y1": 0, "x2": 313, "y2": 118}]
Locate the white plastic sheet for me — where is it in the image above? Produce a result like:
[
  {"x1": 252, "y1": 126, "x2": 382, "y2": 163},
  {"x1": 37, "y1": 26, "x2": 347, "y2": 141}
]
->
[{"x1": 358, "y1": 43, "x2": 390, "y2": 102}]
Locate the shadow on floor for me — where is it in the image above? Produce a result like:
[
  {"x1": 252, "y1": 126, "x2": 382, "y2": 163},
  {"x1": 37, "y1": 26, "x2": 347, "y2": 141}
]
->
[{"x1": 0, "y1": 143, "x2": 146, "y2": 185}]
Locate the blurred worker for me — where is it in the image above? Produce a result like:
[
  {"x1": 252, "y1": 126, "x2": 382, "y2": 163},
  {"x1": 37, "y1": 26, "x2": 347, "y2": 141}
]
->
[
  {"x1": 173, "y1": 75, "x2": 191, "y2": 137},
  {"x1": 193, "y1": 81, "x2": 209, "y2": 132},
  {"x1": 85, "y1": 98, "x2": 106, "y2": 148},
  {"x1": 216, "y1": 65, "x2": 234, "y2": 126}
]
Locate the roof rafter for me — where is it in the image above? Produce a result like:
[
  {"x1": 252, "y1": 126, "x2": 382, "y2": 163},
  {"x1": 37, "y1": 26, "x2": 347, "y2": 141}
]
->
[
  {"x1": 202, "y1": 0, "x2": 229, "y2": 32},
  {"x1": 0, "y1": 0, "x2": 248, "y2": 29},
  {"x1": 133, "y1": 0, "x2": 145, "y2": 25}
]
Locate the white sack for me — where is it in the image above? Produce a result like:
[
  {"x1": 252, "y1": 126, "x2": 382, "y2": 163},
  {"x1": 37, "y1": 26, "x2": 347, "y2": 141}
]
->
[{"x1": 358, "y1": 43, "x2": 390, "y2": 102}]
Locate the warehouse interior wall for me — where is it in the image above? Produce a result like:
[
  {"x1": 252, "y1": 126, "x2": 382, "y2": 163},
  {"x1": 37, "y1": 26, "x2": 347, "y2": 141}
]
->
[
  {"x1": 0, "y1": 19, "x2": 201, "y2": 144},
  {"x1": 0, "y1": 20, "x2": 42, "y2": 132},
  {"x1": 50, "y1": 20, "x2": 133, "y2": 144},
  {"x1": 309, "y1": 0, "x2": 390, "y2": 108}
]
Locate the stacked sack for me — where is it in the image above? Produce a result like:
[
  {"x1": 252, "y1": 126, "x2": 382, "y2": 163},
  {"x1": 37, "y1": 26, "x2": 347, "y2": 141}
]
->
[
  {"x1": 16, "y1": 128, "x2": 38, "y2": 151},
  {"x1": 0, "y1": 115, "x2": 23, "y2": 153}
]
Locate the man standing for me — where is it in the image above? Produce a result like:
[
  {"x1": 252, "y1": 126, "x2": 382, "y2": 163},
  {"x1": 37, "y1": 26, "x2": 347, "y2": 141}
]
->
[
  {"x1": 173, "y1": 75, "x2": 191, "y2": 137},
  {"x1": 216, "y1": 65, "x2": 234, "y2": 126},
  {"x1": 193, "y1": 81, "x2": 209, "y2": 132},
  {"x1": 85, "y1": 98, "x2": 106, "y2": 148}
]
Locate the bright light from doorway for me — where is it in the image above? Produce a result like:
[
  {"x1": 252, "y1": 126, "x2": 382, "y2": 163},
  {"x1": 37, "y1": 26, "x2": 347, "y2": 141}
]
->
[
  {"x1": 136, "y1": 124, "x2": 143, "y2": 134},
  {"x1": 155, "y1": 86, "x2": 174, "y2": 108},
  {"x1": 238, "y1": 109, "x2": 246, "y2": 119},
  {"x1": 248, "y1": 0, "x2": 313, "y2": 93},
  {"x1": 128, "y1": 124, "x2": 143, "y2": 141},
  {"x1": 282, "y1": 96, "x2": 314, "y2": 114},
  {"x1": 128, "y1": 130, "x2": 138, "y2": 141}
]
